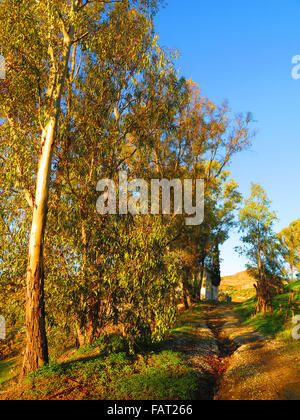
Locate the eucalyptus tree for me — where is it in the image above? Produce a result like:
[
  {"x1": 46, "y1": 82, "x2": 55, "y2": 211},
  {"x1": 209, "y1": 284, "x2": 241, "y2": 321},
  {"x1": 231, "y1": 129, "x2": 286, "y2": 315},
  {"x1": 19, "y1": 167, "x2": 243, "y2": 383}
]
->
[
  {"x1": 151, "y1": 80, "x2": 251, "y2": 302},
  {"x1": 0, "y1": 0, "x2": 160, "y2": 375},
  {"x1": 278, "y1": 220, "x2": 300, "y2": 282},
  {"x1": 238, "y1": 184, "x2": 283, "y2": 313},
  {"x1": 44, "y1": 2, "x2": 181, "y2": 347},
  {"x1": 0, "y1": 0, "x2": 253, "y2": 375}
]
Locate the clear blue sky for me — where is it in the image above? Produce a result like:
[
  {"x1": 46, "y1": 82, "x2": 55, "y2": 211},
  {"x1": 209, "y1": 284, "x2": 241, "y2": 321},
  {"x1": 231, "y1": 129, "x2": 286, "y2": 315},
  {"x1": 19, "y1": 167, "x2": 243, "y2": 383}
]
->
[{"x1": 155, "y1": 0, "x2": 300, "y2": 276}]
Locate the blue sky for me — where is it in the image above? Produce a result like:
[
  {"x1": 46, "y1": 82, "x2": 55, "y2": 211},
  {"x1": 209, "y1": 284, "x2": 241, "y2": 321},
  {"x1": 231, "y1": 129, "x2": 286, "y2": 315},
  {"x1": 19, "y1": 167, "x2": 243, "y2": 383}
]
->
[{"x1": 155, "y1": 0, "x2": 300, "y2": 276}]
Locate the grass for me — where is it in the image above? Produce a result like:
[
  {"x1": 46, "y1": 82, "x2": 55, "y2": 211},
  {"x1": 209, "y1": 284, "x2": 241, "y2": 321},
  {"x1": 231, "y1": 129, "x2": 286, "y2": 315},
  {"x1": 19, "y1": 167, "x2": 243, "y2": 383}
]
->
[
  {"x1": 13, "y1": 310, "x2": 207, "y2": 400},
  {"x1": 235, "y1": 281, "x2": 300, "y2": 343},
  {"x1": 24, "y1": 349, "x2": 198, "y2": 400},
  {"x1": 169, "y1": 305, "x2": 206, "y2": 337},
  {"x1": 0, "y1": 329, "x2": 23, "y2": 390},
  {"x1": 73, "y1": 334, "x2": 129, "y2": 357},
  {"x1": 0, "y1": 358, "x2": 15, "y2": 386},
  {"x1": 220, "y1": 287, "x2": 255, "y2": 302}
]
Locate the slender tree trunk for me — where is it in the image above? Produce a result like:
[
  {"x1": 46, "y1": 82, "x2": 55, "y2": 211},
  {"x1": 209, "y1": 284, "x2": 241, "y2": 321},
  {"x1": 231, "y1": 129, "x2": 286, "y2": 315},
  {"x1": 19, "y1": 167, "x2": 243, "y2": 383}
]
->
[
  {"x1": 199, "y1": 269, "x2": 204, "y2": 301},
  {"x1": 75, "y1": 322, "x2": 86, "y2": 349},
  {"x1": 198, "y1": 253, "x2": 206, "y2": 301},
  {"x1": 183, "y1": 287, "x2": 189, "y2": 310},
  {"x1": 22, "y1": 205, "x2": 49, "y2": 375},
  {"x1": 22, "y1": 31, "x2": 74, "y2": 376},
  {"x1": 182, "y1": 279, "x2": 191, "y2": 310},
  {"x1": 22, "y1": 120, "x2": 61, "y2": 376}
]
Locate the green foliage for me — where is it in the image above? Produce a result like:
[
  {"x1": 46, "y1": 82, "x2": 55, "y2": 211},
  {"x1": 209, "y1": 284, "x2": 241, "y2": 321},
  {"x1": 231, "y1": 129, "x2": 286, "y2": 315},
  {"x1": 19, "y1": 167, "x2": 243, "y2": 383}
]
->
[
  {"x1": 278, "y1": 220, "x2": 300, "y2": 281},
  {"x1": 26, "y1": 349, "x2": 198, "y2": 400},
  {"x1": 0, "y1": 0, "x2": 252, "y2": 374},
  {"x1": 237, "y1": 184, "x2": 286, "y2": 312},
  {"x1": 286, "y1": 280, "x2": 300, "y2": 292},
  {"x1": 236, "y1": 282, "x2": 300, "y2": 340},
  {"x1": 238, "y1": 183, "x2": 280, "y2": 275},
  {"x1": 235, "y1": 297, "x2": 257, "y2": 322},
  {"x1": 0, "y1": 357, "x2": 18, "y2": 386},
  {"x1": 75, "y1": 334, "x2": 129, "y2": 357},
  {"x1": 22, "y1": 303, "x2": 211, "y2": 400},
  {"x1": 219, "y1": 287, "x2": 255, "y2": 303},
  {"x1": 22, "y1": 305, "x2": 207, "y2": 400}
]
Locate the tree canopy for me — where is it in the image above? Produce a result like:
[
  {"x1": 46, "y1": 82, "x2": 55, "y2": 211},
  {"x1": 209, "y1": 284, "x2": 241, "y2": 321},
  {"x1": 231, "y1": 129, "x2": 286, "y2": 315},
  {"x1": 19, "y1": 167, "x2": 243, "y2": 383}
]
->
[{"x1": 0, "y1": 0, "x2": 253, "y2": 375}]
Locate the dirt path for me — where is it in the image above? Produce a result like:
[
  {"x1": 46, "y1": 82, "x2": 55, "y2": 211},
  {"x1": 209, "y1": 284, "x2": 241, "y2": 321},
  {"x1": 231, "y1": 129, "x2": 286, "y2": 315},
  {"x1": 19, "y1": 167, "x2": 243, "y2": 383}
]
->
[
  {"x1": 210, "y1": 305, "x2": 300, "y2": 400},
  {"x1": 184, "y1": 303, "x2": 300, "y2": 400},
  {"x1": 167, "y1": 303, "x2": 300, "y2": 400},
  {"x1": 1, "y1": 303, "x2": 299, "y2": 400}
]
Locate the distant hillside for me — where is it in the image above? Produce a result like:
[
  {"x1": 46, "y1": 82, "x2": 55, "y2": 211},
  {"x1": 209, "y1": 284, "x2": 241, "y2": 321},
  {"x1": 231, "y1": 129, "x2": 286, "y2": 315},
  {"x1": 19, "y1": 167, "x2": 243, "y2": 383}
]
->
[{"x1": 220, "y1": 270, "x2": 256, "y2": 302}]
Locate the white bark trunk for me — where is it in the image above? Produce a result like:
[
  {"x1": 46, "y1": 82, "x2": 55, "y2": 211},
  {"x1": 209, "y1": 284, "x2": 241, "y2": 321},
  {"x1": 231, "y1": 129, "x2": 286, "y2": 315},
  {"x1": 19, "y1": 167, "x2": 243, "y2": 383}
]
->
[{"x1": 22, "y1": 28, "x2": 74, "y2": 376}]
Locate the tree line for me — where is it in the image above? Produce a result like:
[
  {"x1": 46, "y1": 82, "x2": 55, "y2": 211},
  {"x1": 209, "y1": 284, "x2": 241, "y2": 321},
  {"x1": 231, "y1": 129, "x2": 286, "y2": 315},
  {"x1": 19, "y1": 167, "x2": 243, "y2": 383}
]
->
[{"x1": 1, "y1": 0, "x2": 296, "y2": 378}]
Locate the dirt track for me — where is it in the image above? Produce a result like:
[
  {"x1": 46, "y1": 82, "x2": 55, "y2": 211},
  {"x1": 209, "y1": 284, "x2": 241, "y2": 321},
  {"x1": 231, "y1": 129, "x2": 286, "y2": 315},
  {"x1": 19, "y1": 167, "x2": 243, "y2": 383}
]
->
[
  {"x1": 210, "y1": 305, "x2": 300, "y2": 400},
  {"x1": 171, "y1": 304, "x2": 300, "y2": 400},
  {"x1": 1, "y1": 303, "x2": 299, "y2": 400}
]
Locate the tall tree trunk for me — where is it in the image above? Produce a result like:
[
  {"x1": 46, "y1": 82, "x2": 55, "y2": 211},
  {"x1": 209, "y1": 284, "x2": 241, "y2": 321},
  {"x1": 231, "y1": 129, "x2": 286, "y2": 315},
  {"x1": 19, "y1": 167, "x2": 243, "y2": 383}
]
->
[
  {"x1": 22, "y1": 201, "x2": 49, "y2": 376},
  {"x1": 199, "y1": 269, "x2": 204, "y2": 301},
  {"x1": 198, "y1": 252, "x2": 206, "y2": 301},
  {"x1": 22, "y1": 30, "x2": 74, "y2": 377},
  {"x1": 182, "y1": 281, "x2": 191, "y2": 310}
]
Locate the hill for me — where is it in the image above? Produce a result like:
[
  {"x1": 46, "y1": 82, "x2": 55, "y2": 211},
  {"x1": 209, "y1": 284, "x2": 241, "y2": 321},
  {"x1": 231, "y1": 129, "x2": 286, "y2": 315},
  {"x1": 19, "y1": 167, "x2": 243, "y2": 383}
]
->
[{"x1": 220, "y1": 270, "x2": 257, "y2": 302}]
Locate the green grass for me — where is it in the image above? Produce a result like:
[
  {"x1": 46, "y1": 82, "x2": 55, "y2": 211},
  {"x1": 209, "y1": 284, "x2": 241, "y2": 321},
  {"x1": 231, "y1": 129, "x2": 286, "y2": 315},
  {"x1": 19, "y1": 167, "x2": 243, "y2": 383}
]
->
[
  {"x1": 22, "y1": 309, "x2": 207, "y2": 400},
  {"x1": 73, "y1": 334, "x2": 129, "y2": 357},
  {"x1": 0, "y1": 356, "x2": 19, "y2": 387},
  {"x1": 25, "y1": 349, "x2": 198, "y2": 400},
  {"x1": 235, "y1": 297, "x2": 256, "y2": 322},
  {"x1": 0, "y1": 360, "x2": 13, "y2": 385},
  {"x1": 169, "y1": 305, "x2": 205, "y2": 335},
  {"x1": 1, "y1": 306, "x2": 209, "y2": 400},
  {"x1": 220, "y1": 287, "x2": 255, "y2": 302},
  {"x1": 235, "y1": 281, "x2": 300, "y2": 342},
  {"x1": 286, "y1": 280, "x2": 300, "y2": 292}
]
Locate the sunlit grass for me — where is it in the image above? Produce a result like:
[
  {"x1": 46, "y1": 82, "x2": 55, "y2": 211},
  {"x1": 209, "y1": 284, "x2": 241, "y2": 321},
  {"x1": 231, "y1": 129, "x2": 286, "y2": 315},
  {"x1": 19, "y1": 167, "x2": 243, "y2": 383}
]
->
[
  {"x1": 22, "y1": 308, "x2": 206, "y2": 400},
  {"x1": 25, "y1": 349, "x2": 198, "y2": 400},
  {"x1": 0, "y1": 356, "x2": 19, "y2": 387},
  {"x1": 235, "y1": 281, "x2": 300, "y2": 342}
]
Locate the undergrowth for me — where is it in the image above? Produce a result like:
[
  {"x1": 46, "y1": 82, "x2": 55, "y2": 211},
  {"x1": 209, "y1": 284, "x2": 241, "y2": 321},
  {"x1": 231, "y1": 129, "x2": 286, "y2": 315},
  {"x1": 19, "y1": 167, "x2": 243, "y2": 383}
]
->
[{"x1": 235, "y1": 281, "x2": 300, "y2": 344}]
